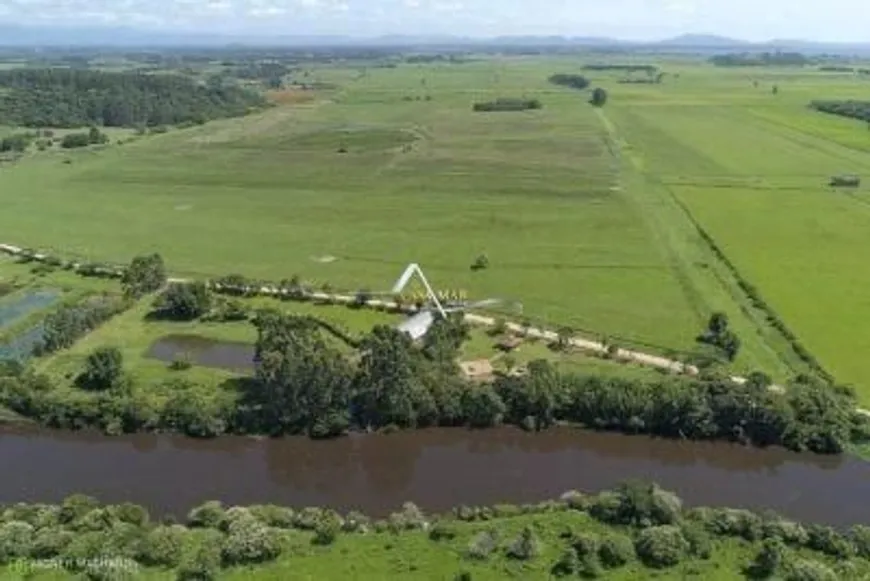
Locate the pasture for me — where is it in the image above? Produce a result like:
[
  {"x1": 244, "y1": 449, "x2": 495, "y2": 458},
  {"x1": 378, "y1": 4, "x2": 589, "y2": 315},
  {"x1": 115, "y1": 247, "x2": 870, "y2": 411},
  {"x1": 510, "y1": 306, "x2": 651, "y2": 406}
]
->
[
  {"x1": 595, "y1": 63, "x2": 870, "y2": 399},
  {"x1": 3, "y1": 56, "x2": 870, "y2": 391},
  {"x1": 0, "y1": 59, "x2": 704, "y2": 360}
]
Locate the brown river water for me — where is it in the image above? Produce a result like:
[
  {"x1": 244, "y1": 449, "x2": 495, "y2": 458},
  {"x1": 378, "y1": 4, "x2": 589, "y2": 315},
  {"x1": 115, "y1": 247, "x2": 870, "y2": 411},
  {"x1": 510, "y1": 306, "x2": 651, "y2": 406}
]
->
[{"x1": 1, "y1": 424, "x2": 868, "y2": 526}]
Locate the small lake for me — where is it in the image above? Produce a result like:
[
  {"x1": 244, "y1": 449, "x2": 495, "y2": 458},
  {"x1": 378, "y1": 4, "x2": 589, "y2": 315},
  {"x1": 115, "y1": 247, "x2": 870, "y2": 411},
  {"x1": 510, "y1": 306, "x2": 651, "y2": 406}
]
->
[
  {"x1": 145, "y1": 334, "x2": 254, "y2": 372},
  {"x1": 0, "y1": 289, "x2": 59, "y2": 331},
  {"x1": 0, "y1": 323, "x2": 44, "y2": 362},
  {"x1": 0, "y1": 425, "x2": 868, "y2": 527}
]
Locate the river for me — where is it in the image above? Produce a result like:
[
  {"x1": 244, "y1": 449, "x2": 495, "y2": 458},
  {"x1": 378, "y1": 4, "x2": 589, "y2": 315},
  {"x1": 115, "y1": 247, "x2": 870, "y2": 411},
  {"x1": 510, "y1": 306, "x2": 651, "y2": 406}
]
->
[{"x1": 1, "y1": 425, "x2": 868, "y2": 527}]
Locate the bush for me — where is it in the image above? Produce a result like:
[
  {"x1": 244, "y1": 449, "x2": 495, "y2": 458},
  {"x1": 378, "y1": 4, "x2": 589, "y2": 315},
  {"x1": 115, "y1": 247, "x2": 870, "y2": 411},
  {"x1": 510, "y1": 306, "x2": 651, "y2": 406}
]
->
[
  {"x1": 466, "y1": 529, "x2": 499, "y2": 560},
  {"x1": 429, "y1": 520, "x2": 458, "y2": 541},
  {"x1": 136, "y1": 525, "x2": 187, "y2": 567},
  {"x1": 635, "y1": 525, "x2": 688, "y2": 568},
  {"x1": 341, "y1": 510, "x2": 370, "y2": 533},
  {"x1": 0, "y1": 521, "x2": 34, "y2": 563},
  {"x1": 471, "y1": 254, "x2": 489, "y2": 271},
  {"x1": 388, "y1": 502, "x2": 427, "y2": 531},
  {"x1": 551, "y1": 547, "x2": 580, "y2": 576},
  {"x1": 249, "y1": 505, "x2": 295, "y2": 529},
  {"x1": 187, "y1": 501, "x2": 226, "y2": 529},
  {"x1": 292, "y1": 507, "x2": 323, "y2": 531},
  {"x1": 748, "y1": 537, "x2": 786, "y2": 579},
  {"x1": 111, "y1": 503, "x2": 149, "y2": 527},
  {"x1": 176, "y1": 539, "x2": 221, "y2": 581},
  {"x1": 313, "y1": 512, "x2": 342, "y2": 545},
  {"x1": 59, "y1": 494, "x2": 100, "y2": 524},
  {"x1": 506, "y1": 526, "x2": 540, "y2": 560},
  {"x1": 31, "y1": 526, "x2": 74, "y2": 558},
  {"x1": 121, "y1": 253, "x2": 166, "y2": 299},
  {"x1": 548, "y1": 74, "x2": 590, "y2": 90},
  {"x1": 806, "y1": 524, "x2": 854, "y2": 558},
  {"x1": 156, "y1": 282, "x2": 212, "y2": 320},
  {"x1": 221, "y1": 518, "x2": 282, "y2": 565},
  {"x1": 79, "y1": 347, "x2": 125, "y2": 391},
  {"x1": 783, "y1": 559, "x2": 837, "y2": 581},
  {"x1": 61, "y1": 132, "x2": 92, "y2": 148},
  {"x1": 83, "y1": 557, "x2": 138, "y2": 581},
  {"x1": 762, "y1": 516, "x2": 809, "y2": 546},
  {"x1": 849, "y1": 524, "x2": 870, "y2": 558},
  {"x1": 169, "y1": 353, "x2": 193, "y2": 371},
  {"x1": 598, "y1": 534, "x2": 634, "y2": 568},
  {"x1": 571, "y1": 532, "x2": 600, "y2": 557},
  {"x1": 681, "y1": 523, "x2": 712, "y2": 559}
]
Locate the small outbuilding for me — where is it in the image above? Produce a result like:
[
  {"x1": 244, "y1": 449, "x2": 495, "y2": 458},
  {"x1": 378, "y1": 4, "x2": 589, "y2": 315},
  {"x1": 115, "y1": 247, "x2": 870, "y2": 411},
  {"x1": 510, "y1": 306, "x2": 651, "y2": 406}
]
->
[
  {"x1": 496, "y1": 336, "x2": 523, "y2": 353},
  {"x1": 829, "y1": 174, "x2": 861, "y2": 187}
]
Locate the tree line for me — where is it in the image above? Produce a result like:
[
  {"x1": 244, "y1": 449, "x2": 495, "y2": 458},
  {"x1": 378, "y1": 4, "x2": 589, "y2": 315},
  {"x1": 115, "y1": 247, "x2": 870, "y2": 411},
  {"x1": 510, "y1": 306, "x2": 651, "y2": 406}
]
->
[
  {"x1": 809, "y1": 100, "x2": 870, "y2": 123},
  {"x1": 0, "y1": 68, "x2": 267, "y2": 128},
  {"x1": 710, "y1": 52, "x2": 809, "y2": 67},
  {"x1": 582, "y1": 64, "x2": 658, "y2": 74},
  {"x1": 548, "y1": 74, "x2": 590, "y2": 90},
  {"x1": 0, "y1": 481, "x2": 867, "y2": 580},
  {"x1": 3, "y1": 297, "x2": 865, "y2": 454},
  {"x1": 472, "y1": 98, "x2": 542, "y2": 112}
]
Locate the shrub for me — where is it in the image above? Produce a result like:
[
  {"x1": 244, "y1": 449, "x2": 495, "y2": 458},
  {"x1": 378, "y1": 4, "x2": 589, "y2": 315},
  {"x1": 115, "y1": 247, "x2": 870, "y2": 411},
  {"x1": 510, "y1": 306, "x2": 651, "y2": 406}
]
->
[
  {"x1": 293, "y1": 507, "x2": 323, "y2": 531},
  {"x1": 388, "y1": 502, "x2": 427, "y2": 531},
  {"x1": 59, "y1": 494, "x2": 100, "y2": 524},
  {"x1": 79, "y1": 347, "x2": 125, "y2": 391},
  {"x1": 783, "y1": 559, "x2": 837, "y2": 581},
  {"x1": 187, "y1": 501, "x2": 225, "y2": 529},
  {"x1": 429, "y1": 520, "x2": 458, "y2": 541},
  {"x1": 598, "y1": 534, "x2": 634, "y2": 568},
  {"x1": 341, "y1": 510, "x2": 370, "y2": 533},
  {"x1": 83, "y1": 557, "x2": 138, "y2": 581},
  {"x1": 221, "y1": 518, "x2": 282, "y2": 565},
  {"x1": 176, "y1": 539, "x2": 221, "y2": 581},
  {"x1": 136, "y1": 525, "x2": 187, "y2": 567},
  {"x1": 472, "y1": 98, "x2": 541, "y2": 112},
  {"x1": 69, "y1": 507, "x2": 117, "y2": 532},
  {"x1": 61, "y1": 132, "x2": 92, "y2": 148},
  {"x1": 506, "y1": 526, "x2": 540, "y2": 560},
  {"x1": 635, "y1": 525, "x2": 688, "y2": 568},
  {"x1": 748, "y1": 537, "x2": 787, "y2": 579},
  {"x1": 849, "y1": 524, "x2": 870, "y2": 558},
  {"x1": 111, "y1": 503, "x2": 149, "y2": 527},
  {"x1": 31, "y1": 526, "x2": 74, "y2": 558},
  {"x1": 0, "y1": 521, "x2": 34, "y2": 563},
  {"x1": 806, "y1": 524, "x2": 854, "y2": 558},
  {"x1": 571, "y1": 532, "x2": 600, "y2": 557},
  {"x1": 471, "y1": 254, "x2": 489, "y2": 271},
  {"x1": 762, "y1": 516, "x2": 809, "y2": 546},
  {"x1": 466, "y1": 529, "x2": 499, "y2": 560},
  {"x1": 157, "y1": 282, "x2": 212, "y2": 320},
  {"x1": 249, "y1": 505, "x2": 295, "y2": 529},
  {"x1": 313, "y1": 512, "x2": 342, "y2": 546},
  {"x1": 681, "y1": 523, "x2": 712, "y2": 559},
  {"x1": 169, "y1": 353, "x2": 193, "y2": 371},
  {"x1": 551, "y1": 547, "x2": 580, "y2": 576}
]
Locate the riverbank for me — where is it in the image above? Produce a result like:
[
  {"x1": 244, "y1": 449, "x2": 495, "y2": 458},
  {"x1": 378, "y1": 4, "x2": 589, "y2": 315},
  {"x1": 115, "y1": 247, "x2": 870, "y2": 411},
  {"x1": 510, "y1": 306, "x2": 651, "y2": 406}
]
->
[{"x1": 0, "y1": 479, "x2": 867, "y2": 581}]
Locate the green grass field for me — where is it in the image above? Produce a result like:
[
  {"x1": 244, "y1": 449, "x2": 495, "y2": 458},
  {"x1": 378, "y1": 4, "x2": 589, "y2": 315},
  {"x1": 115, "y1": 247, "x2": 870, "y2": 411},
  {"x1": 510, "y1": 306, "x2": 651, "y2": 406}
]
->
[
  {"x1": 4, "y1": 57, "x2": 870, "y2": 393},
  {"x1": 595, "y1": 63, "x2": 870, "y2": 400}
]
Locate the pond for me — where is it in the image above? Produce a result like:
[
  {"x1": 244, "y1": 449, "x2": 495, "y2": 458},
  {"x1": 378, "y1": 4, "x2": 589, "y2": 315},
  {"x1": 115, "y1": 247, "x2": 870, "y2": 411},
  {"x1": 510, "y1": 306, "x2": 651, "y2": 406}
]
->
[
  {"x1": 0, "y1": 289, "x2": 59, "y2": 331},
  {"x1": 145, "y1": 334, "x2": 255, "y2": 372},
  {"x1": 0, "y1": 425, "x2": 868, "y2": 527},
  {"x1": 0, "y1": 323, "x2": 44, "y2": 362}
]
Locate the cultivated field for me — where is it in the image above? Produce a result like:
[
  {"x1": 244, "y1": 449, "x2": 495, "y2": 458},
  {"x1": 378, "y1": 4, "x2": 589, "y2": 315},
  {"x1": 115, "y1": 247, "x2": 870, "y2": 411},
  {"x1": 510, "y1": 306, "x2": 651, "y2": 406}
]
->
[
  {"x1": 3, "y1": 57, "x2": 870, "y2": 392},
  {"x1": 596, "y1": 63, "x2": 870, "y2": 399}
]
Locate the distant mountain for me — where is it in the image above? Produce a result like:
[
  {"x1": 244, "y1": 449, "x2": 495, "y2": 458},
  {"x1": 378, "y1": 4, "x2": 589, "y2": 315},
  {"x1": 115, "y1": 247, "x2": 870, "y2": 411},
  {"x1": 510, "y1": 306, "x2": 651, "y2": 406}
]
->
[
  {"x1": 656, "y1": 34, "x2": 750, "y2": 47},
  {"x1": 0, "y1": 24, "x2": 869, "y2": 54}
]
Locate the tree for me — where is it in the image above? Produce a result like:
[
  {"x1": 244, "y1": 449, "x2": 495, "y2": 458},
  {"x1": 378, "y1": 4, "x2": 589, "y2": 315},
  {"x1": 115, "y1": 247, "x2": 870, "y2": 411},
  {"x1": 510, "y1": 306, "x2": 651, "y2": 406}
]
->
[
  {"x1": 506, "y1": 527, "x2": 540, "y2": 560},
  {"x1": 707, "y1": 312, "x2": 729, "y2": 335},
  {"x1": 252, "y1": 312, "x2": 353, "y2": 436},
  {"x1": 353, "y1": 325, "x2": 435, "y2": 429},
  {"x1": 157, "y1": 282, "x2": 212, "y2": 320},
  {"x1": 598, "y1": 534, "x2": 635, "y2": 568},
  {"x1": 60, "y1": 133, "x2": 91, "y2": 148},
  {"x1": 121, "y1": 253, "x2": 166, "y2": 299},
  {"x1": 748, "y1": 538, "x2": 786, "y2": 578},
  {"x1": 79, "y1": 347, "x2": 124, "y2": 391},
  {"x1": 590, "y1": 88, "x2": 608, "y2": 107}
]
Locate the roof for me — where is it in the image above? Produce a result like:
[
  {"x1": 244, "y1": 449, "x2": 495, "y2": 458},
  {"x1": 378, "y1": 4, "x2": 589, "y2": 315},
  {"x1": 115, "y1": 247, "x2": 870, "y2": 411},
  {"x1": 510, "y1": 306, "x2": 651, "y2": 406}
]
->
[{"x1": 396, "y1": 310, "x2": 435, "y2": 340}]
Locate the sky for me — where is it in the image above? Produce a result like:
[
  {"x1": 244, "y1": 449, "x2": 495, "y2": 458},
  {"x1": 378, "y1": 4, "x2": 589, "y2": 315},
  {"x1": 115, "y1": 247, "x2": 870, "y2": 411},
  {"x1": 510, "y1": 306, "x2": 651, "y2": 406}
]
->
[{"x1": 0, "y1": 0, "x2": 867, "y2": 42}]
